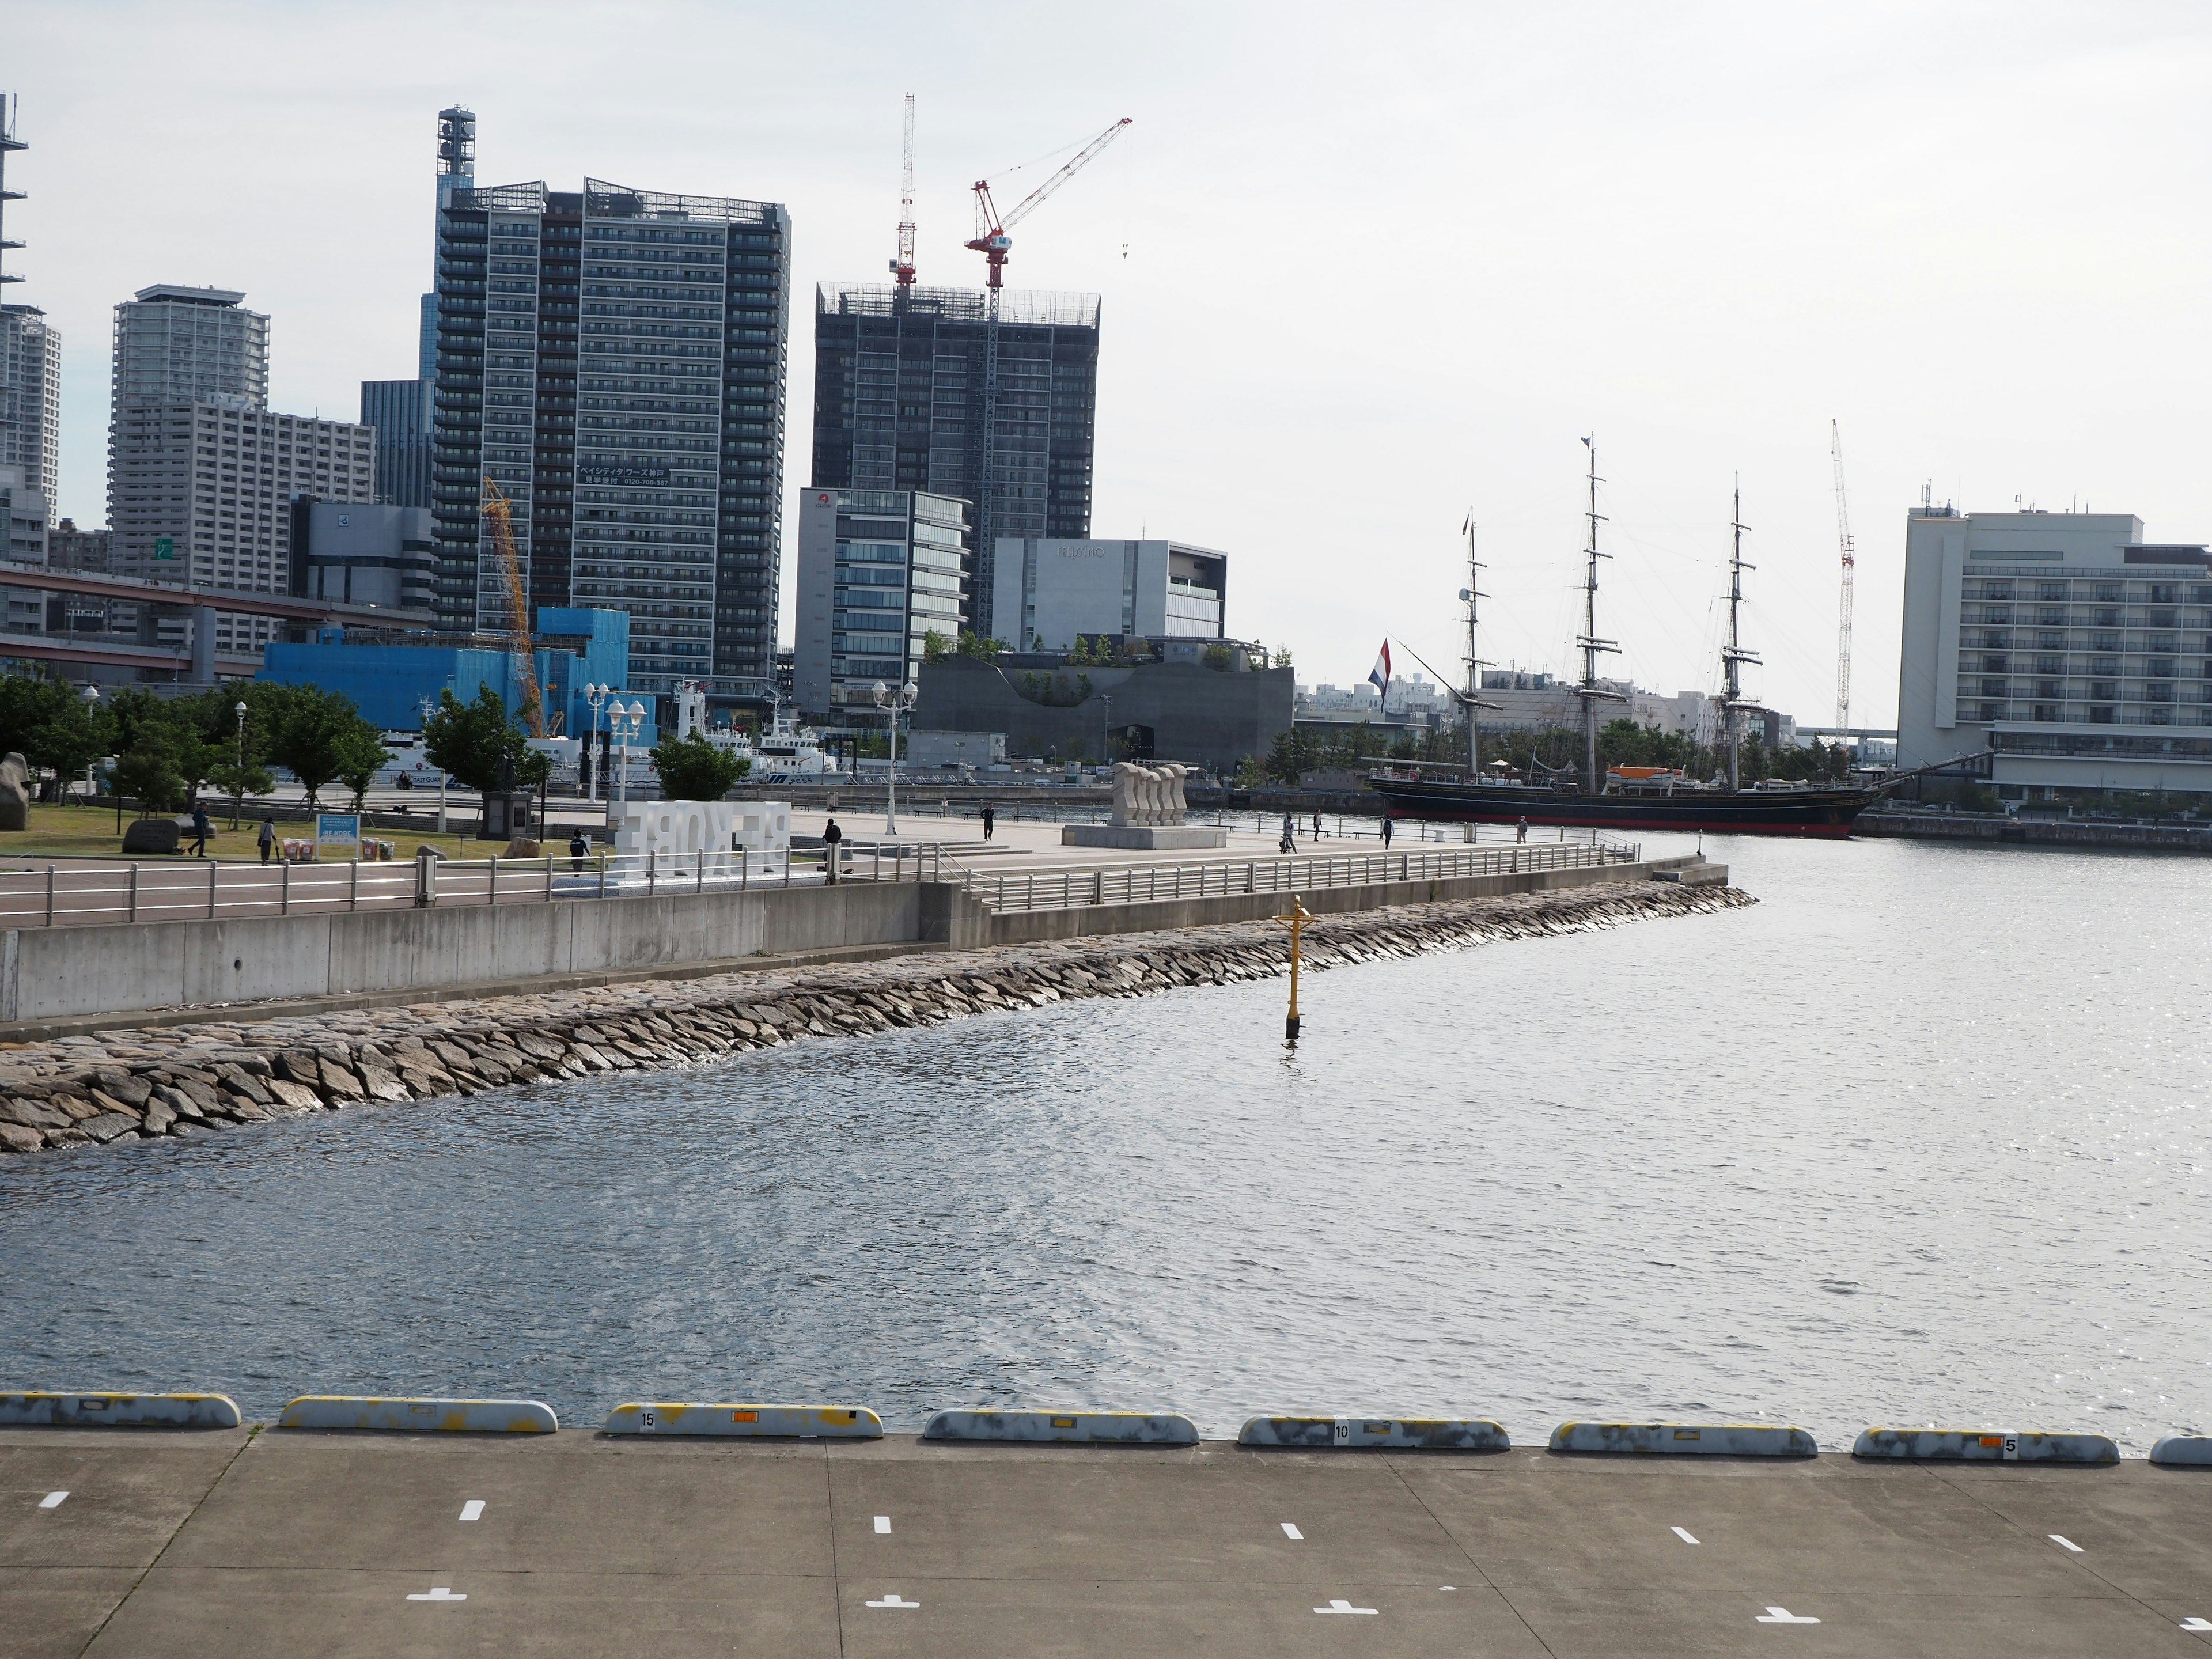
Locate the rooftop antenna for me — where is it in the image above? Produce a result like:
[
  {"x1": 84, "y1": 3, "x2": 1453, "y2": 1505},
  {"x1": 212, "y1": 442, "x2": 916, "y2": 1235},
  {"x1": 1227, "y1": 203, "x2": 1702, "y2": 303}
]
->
[
  {"x1": 1830, "y1": 421, "x2": 1855, "y2": 734},
  {"x1": 891, "y1": 94, "x2": 917, "y2": 287},
  {"x1": 435, "y1": 105, "x2": 476, "y2": 208}
]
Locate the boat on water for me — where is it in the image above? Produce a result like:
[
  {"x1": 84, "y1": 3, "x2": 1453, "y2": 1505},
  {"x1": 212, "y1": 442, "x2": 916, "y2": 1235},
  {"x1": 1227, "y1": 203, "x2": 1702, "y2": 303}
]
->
[{"x1": 1365, "y1": 442, "x2": 1891, "y2": 838}]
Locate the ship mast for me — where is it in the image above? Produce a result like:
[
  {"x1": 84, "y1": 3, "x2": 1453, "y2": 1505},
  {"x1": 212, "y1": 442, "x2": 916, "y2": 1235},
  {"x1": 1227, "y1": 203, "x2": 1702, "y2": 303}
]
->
[
  {"x1": 1721, "y1": 480, "x2": 1762, "y2": 793},
  {"x1": 1571, "y1": 437, "x2": 1625, "y2": 793},
  {"x1": 1461, "y1": 510, "x2": 1489, "y2": 775}
]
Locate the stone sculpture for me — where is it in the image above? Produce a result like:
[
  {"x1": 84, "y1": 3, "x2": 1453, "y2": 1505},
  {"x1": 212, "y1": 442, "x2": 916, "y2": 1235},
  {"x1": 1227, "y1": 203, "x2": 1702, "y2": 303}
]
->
[
  {"x1": 0, "y1": 752, "x2": 29, "y2": 832},
  {"x1": 1109, "y1": 762, "x2": 1191, "y2": 827}
]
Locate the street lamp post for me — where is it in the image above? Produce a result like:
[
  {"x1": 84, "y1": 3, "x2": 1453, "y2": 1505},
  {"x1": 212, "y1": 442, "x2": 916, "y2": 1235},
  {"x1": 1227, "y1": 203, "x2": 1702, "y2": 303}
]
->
[
  {"x1": 416, "y1": 694, "x2": 450, "y2": 835},
  {"x1": 608, "y1": 699, "x2": 645, "y2": 827},
  {"x1": 872, "y1": 678, "x2": 918, "y2": 836},
  {"x1": 1100, "y1": 692, "x2": 1112, "y2": 771},
  {"x1": 583, "y1": 683, "x2": 612, "y2": 802},
  {"x1": 79, "y1": 684, "x2": 103, "y2": 815},
  {"x1": 232, "y1": 700, "x2": 248, "y2": 828}
]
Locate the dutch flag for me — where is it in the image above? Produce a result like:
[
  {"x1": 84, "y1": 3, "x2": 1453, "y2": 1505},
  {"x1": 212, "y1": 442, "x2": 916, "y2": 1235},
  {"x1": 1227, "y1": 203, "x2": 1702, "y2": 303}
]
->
[{"x1": 1368, "y1": 641, "x2": 1391, "y2": 698}]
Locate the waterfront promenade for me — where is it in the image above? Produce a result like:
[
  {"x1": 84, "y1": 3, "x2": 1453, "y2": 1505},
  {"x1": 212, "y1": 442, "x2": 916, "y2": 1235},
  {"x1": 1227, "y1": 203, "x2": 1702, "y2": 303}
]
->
[{"x1": 7, "y1": 1426, "x2": 2209, "y2": 1656}]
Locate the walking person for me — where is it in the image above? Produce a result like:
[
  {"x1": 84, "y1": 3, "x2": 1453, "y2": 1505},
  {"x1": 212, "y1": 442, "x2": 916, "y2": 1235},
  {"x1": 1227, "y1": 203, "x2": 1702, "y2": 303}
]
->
[
  {"x1": 1312, "y1": 810, "x2": 1323, "y2": 841},
  {"x1": 1516, "y1": 816, "x2": 1528, "y2": 844},
  {"x1": 187, "y1": 800, "x2": 211, "y2": 858},
  {"x1": 981, "y1": 804, "x2": 995, "y2": 842},
  {"x1": 569, "y1": 830, "x2": 589, "y2": 875},
  {"x1": 1279, "y1": 812, "x2": 1296, "y2": 854},
  {"x1": 1380, "y1": 815, "x2": 1393, "y2": 848},
  {"x1": 822, "y1": 815, "x2": 844, "y2": 884},
  {"x1": 257, "y1": 815, "x2": 276, "y2": 865}
]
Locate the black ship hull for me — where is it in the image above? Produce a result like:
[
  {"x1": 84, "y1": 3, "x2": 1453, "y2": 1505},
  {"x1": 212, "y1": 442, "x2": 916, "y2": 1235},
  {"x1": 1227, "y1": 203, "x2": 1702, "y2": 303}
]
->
[{"x1": 1365, "y1": 773, "x2": 1882, "y2": 837}]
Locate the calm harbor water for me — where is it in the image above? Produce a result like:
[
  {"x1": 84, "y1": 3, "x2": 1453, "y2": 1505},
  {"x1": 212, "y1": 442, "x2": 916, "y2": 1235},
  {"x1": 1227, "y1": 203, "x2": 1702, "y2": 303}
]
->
[{"x1": 3, "y1": 834, "x2": 2207, "y2": 1451}]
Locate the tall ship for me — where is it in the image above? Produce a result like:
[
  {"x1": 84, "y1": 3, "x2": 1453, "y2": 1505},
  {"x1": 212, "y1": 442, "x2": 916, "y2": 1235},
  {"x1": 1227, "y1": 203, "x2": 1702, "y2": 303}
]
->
[{"x1": 1365, "y1": 441, "x2": 1891, "y2": 838}]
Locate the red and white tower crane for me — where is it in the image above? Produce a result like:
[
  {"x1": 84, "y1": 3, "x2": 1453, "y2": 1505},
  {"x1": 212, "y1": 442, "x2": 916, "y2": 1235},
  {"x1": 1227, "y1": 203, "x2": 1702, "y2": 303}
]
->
[
  {"x1": 889, "y1": 93, "x2": 916, "y2": 287},
  {"x1": 963, "y1": 116, "x2": 1131, "y2": 626}
]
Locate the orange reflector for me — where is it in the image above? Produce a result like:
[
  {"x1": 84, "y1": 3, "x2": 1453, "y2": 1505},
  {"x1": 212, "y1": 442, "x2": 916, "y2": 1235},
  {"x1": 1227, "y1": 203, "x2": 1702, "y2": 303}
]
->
[
  {"x1": 732, "y1": 1410, "x2": 757, "y2": 1423},
  {"x1": 1050, "y1": 1416, "x2": 1077, "y2": 1428},
  {"x1": 1980, "y1": 1435, "x2": 2004, "y2": 1447}
]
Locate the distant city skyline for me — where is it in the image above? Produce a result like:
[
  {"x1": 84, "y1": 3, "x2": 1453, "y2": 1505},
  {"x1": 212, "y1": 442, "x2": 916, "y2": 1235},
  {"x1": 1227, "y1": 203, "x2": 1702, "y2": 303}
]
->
[{"x1": 8, "y1": 2, "x2": 2212, "y2": 725}]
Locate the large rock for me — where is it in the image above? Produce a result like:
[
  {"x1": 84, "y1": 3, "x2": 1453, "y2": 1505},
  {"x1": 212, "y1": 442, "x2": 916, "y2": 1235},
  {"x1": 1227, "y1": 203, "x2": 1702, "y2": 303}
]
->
[
  {"x1": 0, "y1": 752, "x2": 29, "y2": 832},
  {"x1": 121, "y1": 817, "x2": 181, "y2": 855}
]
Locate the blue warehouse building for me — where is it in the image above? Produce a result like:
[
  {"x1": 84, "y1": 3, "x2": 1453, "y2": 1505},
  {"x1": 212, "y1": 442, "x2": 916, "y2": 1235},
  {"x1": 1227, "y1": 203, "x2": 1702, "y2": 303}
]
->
[{"x1": 256, "y1": 607, "x2": 650, "y2": 739}]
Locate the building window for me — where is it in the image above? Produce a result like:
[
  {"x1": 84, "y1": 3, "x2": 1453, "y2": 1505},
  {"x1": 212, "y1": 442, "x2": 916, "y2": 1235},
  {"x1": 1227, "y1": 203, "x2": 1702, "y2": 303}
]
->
[
  {"x1": 1979, "y1": 701, "x2": 2004, "y2": 721},
  {"x1": 2149, "y1": 682, "x2": 2175, "y2": 703},
  {"x1": 1982, "y1": 629, "x2": 2010, "y2": 648},
  {"x1": 2151, "y1": 584, "x2": 2181, "y2": 603},
  {"x1": 2040, "y1": 581, "x2": 2069, "y2": 601},
  {"x1": 2152, "y1": 608, "x2": 2179, "y2": 629},
  {"x1": 2036, "y1": 656, "x2": 2062, "y2": 673},
  {"x1": 2032, "y1": 703, "x2": 2059, "y2": 722},
  {"x1": 1983, "y1": 581, "x2": 2014, "y2": 600},
  {"x1": 1981, "y1": 605, "x2": 2012, "y2": 624},
  {"x1": 1979, "y1": 677, "x2": 2008, "y2": 696},
  {"x1": 2035, "y1": 680, "x2": 2062, "y2": 699},
  {"x1": 2096, "y1": 582, "x2": 2123, "y2": 602},
  {"x1": 2150, "y1": 657, "x2": 2178, "y2": 677},
  {"x1": 2090, "y1": 705, "x2": 2117, "y2": 723},
  {"x1": 1982, "y1": 654, "x2": 2008, "y2": 673},
  {"x1": 2147, "y1": 706, "x2": 2174, "y2": 725},
  {"x1": 2090, "y1": 680, "x2": 2119, "y2": 699}
]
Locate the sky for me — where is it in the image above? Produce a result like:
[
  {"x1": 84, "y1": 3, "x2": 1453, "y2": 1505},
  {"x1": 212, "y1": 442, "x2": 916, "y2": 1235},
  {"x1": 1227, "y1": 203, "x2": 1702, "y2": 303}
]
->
[{"x1": 8, "y1": 0, "x2": 2212, "y2": 728}]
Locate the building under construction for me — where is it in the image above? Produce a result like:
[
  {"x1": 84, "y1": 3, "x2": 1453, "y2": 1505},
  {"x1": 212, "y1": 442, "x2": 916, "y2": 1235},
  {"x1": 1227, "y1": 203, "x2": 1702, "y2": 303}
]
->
[{"x1": 810, "y1": 283, "x2": 1100, "y2": 643}]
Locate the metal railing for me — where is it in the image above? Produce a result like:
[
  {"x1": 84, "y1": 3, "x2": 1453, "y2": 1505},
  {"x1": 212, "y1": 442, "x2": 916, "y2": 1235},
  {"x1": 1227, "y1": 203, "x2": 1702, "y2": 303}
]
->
[
  {"x1": 948, "y1": 838, "x2": 1641, "y2": 915},
  {"x1": 0, "y1": 846, "x2": 857, "y2": 931}
]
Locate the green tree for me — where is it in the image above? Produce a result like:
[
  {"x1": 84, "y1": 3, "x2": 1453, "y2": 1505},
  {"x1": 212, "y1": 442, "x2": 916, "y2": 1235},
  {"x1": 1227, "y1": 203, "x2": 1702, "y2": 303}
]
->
[
  {"x1": 650, "y1": 730, "x2": 748, "y2": 800},
  {"x1": 0, "y1": 672, "x2": 113, "y2": 790},
  {"x1": 334, "y1": 724, "x2": 392, "y2": 810},
  {"x1": 922, "y1": 628, "x2": 953, "y2": 664},
  {"x1": 957, "y1": 630, "x2": 1006, "y2": 660},
  {"x1": 248, "y1": 684, "x2": 380, "y2": 805},
  {"x1": 111, "y1": 730, "x2": 187, "y2": 815},
  {"x1": 421, "y1": 685, "x2": 524, "y2": 794}
]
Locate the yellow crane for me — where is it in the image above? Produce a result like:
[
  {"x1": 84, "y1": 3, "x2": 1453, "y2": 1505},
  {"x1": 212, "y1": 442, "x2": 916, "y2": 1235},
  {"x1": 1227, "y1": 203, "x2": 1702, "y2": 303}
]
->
[{"x1": 479, "y1": 476, "x2": 548, "y2": 738}]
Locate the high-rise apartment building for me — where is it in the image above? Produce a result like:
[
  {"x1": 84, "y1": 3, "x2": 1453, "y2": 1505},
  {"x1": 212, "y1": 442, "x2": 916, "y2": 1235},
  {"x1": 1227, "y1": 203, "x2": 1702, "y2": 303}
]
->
[
  {"x1": 361, "y1": 378, "x2": 430, "y2": 508},
  {"x1": 111, "y1": 285, "x2": 268, "y2": 411},
  {"x1": 810, "y1": 284, "x2": 1100, "y2": 642},
  {"x1": 431, "y1": 175, "x2": 791, "y2": 695},
  {"x1": 1897, "y1": 506, "x2": 2212, "y2": 795},
  {"x1": 109, "y1": 404, "x2": 375, "y2": 650},
  {"x1": 791, "y1": 486, "x2": 967, "y2": 715}
]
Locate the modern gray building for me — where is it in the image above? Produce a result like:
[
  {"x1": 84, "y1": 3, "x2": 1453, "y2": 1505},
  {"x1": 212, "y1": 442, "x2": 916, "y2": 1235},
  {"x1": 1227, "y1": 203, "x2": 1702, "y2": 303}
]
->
[
  {"x1": 289, "y1": 501, "x2": 434, "y2": 612},
  {"x1": 1897, "y1": 506, "x2": 2212, "y2": 796},
  {"x1": 791, "y1": 486, "x2": 967, "y2": 716},
  {"x1": 811, "y1": 284, "x2": 1099, "y2": 641},
  {"x1": 990, "y1": 537, "x2": 1226, "y2": 651},
  {"x1": 431, "y1": 175, "x2": 791, "y2": 698}
]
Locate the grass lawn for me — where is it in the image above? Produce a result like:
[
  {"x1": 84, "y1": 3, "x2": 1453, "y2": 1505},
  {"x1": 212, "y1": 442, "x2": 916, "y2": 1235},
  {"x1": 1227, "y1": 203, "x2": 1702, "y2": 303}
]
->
[{"x1": 0, "y1": 802, "x2": 507, "y2": 864}]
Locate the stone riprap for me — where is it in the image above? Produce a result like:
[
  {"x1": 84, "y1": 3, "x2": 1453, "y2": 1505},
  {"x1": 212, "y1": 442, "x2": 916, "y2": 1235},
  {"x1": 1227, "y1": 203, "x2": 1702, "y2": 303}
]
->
[{"x1": 0, "y1": 880, "x2": 1751, "y2": 1158}]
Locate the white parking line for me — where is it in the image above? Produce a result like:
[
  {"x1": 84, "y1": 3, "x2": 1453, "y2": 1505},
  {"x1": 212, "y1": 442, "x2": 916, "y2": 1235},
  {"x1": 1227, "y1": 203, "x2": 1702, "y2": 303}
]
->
[
  {"x1": 1315, "y1": 1599, "x2": 1378, "y2": 1616},
  {"x1": 2179, "y1": 1615, "x2": 2211, "y2": 1631},
  {"x1": 1672, "y1": 1526, "x2": 1699, "y2": 1544},
  {"x1": 2050, "y1": 1534, "x2": 2083, "y2": 1553},
  {"x1": 459, "y1": 1500, "x2": 484, "y2": 1522},
  {"x1": 39, "y1": 1491, "x2": 67, "y2": 1509},
  {"x1": 406, "y1": 1588, "x2": 467, "y2": 1603},
  {"x1": 865, "y1": 1592, "x2": 919, "y2": 1609},
  {"x1": 1281, "y1": 1522, "x2": 1303, "y2": 1540},
  {"x1": 874, "y1": 1515, "x2": 891, "y2": 1534},
  {"x1": 1755, "y1": 1607, "x2": 1820, "y2": 1625}
]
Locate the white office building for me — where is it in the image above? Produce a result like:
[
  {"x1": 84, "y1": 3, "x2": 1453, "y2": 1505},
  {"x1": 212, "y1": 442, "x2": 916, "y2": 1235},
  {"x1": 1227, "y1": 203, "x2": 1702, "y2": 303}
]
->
[
  {"x1": 792, "y1": 487, "x2": 967, "y2": 715},
  {"x1": 111, "y1": 285, "x2": 267, "y2": 412},
  {"x1": 0, "y1": 305, "x2": 59, "y2": 517},
  {"x1": 990, "y1": 537, "x2": 1228, "y2": 650},
  {"x1": 1897, "y1": 506, "x2": 2212, "y2": 794}
]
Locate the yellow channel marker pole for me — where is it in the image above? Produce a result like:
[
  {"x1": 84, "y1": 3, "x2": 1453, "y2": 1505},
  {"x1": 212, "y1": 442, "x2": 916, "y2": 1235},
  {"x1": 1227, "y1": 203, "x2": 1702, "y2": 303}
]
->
[{"x1": 1274, "y1": 895, "x2": 1314, "y2": 1041}]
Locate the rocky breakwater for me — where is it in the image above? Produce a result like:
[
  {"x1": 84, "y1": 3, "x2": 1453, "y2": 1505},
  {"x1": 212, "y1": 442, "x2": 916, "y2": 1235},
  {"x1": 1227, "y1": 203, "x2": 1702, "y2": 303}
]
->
[{"x1": 0, "y1": 878, "x2": 1752, "y2": 1159}]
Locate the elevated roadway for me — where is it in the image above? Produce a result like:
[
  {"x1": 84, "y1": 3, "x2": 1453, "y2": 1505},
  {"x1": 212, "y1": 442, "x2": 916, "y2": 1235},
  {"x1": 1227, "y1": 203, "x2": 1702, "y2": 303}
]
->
[{"x1": 5, "y1": 1427, "x2": 2208, "y2": 1656}]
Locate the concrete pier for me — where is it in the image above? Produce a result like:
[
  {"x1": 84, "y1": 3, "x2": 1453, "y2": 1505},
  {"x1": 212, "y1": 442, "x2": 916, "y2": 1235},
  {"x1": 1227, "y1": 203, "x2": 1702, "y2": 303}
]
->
[{"x1": 6, "y1": 1427, "x2": 2208, "y2": 1656}]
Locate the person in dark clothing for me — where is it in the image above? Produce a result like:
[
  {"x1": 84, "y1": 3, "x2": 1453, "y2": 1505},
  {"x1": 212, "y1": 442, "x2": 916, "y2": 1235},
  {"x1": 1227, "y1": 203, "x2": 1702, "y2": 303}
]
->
[
  {"x1": 187, "y1": 801, "x2": 211, "y2": 858},
  {"x1": 569, "y1": 830, "x2": 589, "y2": 875},
  {"x1": 1313, "y1": 811, "x2": 1323, "y2": 840},
  {"x1": 980, "y1": 804, "x2": 995, "y2": 842},
  {"x1": 822, "y1": 816, "x2": 844, "y2": 884},
  {"x1": 1516, "y1": 816, "x2": 1528, "y2": 843},
  {"x1": 1380, "y1": 816, "x2": 1393, "y2": 847},
  {"x1": 1279, "y1": 812, "x2": 1296, "y2": 854},
  {"x1": 257, "y1": 816, "x2": 276, "y2": 864}
]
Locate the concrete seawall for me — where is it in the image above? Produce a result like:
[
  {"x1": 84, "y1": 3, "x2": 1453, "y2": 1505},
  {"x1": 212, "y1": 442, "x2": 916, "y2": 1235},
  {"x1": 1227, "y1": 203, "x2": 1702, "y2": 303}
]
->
[
  {"x1": 1, "y1": 857, "x2": 1704, "y2": 1029},
  {"x1": 0, "y1": 880, "x2": 1752, "y2": 1160}
]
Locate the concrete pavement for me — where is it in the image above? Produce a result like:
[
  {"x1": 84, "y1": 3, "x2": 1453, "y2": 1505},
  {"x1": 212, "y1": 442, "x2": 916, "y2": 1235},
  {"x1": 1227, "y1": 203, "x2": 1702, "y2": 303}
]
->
[{"x1": 5, "y1": 1427, "x2": 2209, "y2": 1656}]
